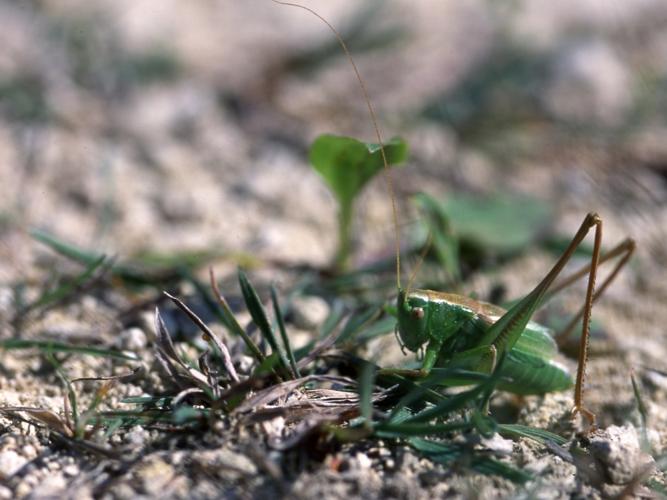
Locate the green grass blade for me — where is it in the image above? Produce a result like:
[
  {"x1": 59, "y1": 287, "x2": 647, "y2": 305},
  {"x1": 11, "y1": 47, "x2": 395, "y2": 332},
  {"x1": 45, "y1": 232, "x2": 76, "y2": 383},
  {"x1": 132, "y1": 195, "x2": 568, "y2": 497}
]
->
[
  {"x1": 403, "y1": 380, "x2": 490, "y2": 424},
  {"x1": 45, "y1": 351, "x2": 78, "y2": 435},
  {"x1": 358, "y1": 363, "x2": 375, "y2": 427},
  {"x1": 319, "y1": 300, "x2": 345, "y2": 339},
  {"x1": 354, "y1": 316, "x2": 395, "y2": 344},
  {"x1": 0, "y1": 339, "x2": 139, "y2": 361},
  {"x1": 271, "y1": 285, "x2": 299, "y2": 378},
  {"x1": 631, "y1": 371, "x2": 651, "y2": 452},
  {"x1": 24, "y1": 254, "x2": 108, "y2": 312},
  {"x1": 375, "y1": 420, "x2": 471, "y2": 438},
  {"x1": 31, "y1": 229, "x2": 102, "y2": 267},
  {"x1": 388, "y1": 368, "x2": 486, "y2": 422},
  {"x1": 31, "y1": 228, "x2": 192, "y2": 286},
  {"x1": 409, "y1": 437, "x2": 531, "y2": 483},
  {"x1": 497, "y1": 423, "x2": 567, "y2": 446},
  {"x1": 121, "y1": 396, "x2": 173, "y2": 407},
  {"x1": 238, "y1": 269, "x2": 291, "y2": 378},
  {"x1": 209, "y1": 269, "x2": 266, "y2": 365},
  {"x1": 471, "y1": 456, "x2": 531, "y2": 483},
  {"x1": 335, "y1": 306, "x2": 381, "y2": 346}
]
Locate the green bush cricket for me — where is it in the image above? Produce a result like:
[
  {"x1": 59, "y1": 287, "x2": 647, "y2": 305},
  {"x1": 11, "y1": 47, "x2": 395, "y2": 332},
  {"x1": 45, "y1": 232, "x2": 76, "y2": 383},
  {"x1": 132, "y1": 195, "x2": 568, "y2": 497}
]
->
[{"x1": 277, "y1": 0, "x2": 636, "y2": 427}]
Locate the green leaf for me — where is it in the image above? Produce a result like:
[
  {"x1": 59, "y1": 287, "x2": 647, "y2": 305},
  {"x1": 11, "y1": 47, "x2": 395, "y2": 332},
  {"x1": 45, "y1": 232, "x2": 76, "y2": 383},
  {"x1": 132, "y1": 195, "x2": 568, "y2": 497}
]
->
[
  {"x1": 418, "y1": 192, "x2": 552, "y2": 256},
  {"x1": 413, "y1": 193, "x2": 460, "y2": 281},
  {"x1": 309, "y1": 134, "x2": 408, "y2": 271},
  {"x1": 309, "y1": 134, "x2": 408, "y2": 208}
]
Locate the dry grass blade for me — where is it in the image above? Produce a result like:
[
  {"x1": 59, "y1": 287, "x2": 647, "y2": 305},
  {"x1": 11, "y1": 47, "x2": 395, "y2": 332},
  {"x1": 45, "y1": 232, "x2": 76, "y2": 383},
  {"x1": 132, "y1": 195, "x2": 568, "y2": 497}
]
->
[
  {"x1": 163, "y1": 291, "x2": 239, "y2": 382},
  {"x1": 296, "y1": 329, "x2": 341, "y2": 370},
  {"x1": 234, "y1": 374, "x2": 355, "y2": 414},
  {"x1": 48, "y1": 432, "x2": 122, "y2": 460},
  {"x1": 0, "y1": 407, "x2": 72, "y2": 436},
  {"x1": 172, "y1": 388, "x2": 208, "y2": 406},
  {"x1": 71, "y1": 367, "x2": 143, "y2": 384},
  {"x1": 153, "y1": 307, "x2": 209, "y2": 388}
]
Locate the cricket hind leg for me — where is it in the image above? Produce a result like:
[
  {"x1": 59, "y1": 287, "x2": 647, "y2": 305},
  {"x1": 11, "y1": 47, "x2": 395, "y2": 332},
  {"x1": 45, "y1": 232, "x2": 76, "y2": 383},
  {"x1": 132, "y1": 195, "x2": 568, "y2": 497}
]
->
[
  {"x1": 480, "y1": 213, "x2": 607, "y2": 427},
  {"x1": 541, "y1": 238, "x2": 636, "y2": 347},
  {"x1": 541, "y1": 214, "x2": 605, "y2": 428},
  {"x1": 541, "y1": 214, "x2": 607, "y2": 427}
]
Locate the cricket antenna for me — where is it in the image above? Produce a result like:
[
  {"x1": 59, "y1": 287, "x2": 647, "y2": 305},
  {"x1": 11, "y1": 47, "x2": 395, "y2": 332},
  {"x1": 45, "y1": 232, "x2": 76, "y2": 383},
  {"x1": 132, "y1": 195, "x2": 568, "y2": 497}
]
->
[
  {"x1": 405, "y1": 231, "x2": 433, "y2": 296},
  {"x1": 272, "y1": 0, "x2": 402, "y2": 289}
]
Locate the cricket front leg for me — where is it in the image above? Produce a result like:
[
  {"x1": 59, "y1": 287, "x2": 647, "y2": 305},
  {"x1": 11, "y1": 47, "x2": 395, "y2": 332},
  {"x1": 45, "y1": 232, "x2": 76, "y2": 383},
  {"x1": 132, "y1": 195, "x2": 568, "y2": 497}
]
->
[{"x1": 379, "y1": 337, "x2": 443, "y2": 378}]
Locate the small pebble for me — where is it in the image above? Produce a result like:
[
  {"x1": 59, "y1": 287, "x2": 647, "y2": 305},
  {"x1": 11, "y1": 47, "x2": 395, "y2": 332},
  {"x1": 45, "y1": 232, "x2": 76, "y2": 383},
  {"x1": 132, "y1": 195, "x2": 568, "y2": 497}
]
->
[
  {"x1": 291, "y1": 296, "x2": 330, "y2": 330},
  {"x1": 0, "y1": 450, "x2": 28, "y2": 478},
  {"x1": 15, "y1": 482, "x2": 31, "y2": 498},
  {"x1": 0, "y1": 485, "x2": 12, "y2": 500},
  {"x1": 481, "y1": 434, "x2": 514, "y2": 456},
  {"x1": 589, "y1": 425, "x2": 652, "y2": 485},
  {"x1": 63, "y1": 464, "x2": 79, "y2": 477},
  {"x1": 119, "y1": 327, "x2": 148, "y2": 351}
]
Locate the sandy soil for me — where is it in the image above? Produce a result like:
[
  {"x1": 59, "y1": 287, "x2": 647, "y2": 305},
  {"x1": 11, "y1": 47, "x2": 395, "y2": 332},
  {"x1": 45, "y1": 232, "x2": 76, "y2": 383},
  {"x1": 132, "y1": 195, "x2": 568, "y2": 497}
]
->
[{"x1": 1, "y1": 1, "x2": 666, "y2": 498}]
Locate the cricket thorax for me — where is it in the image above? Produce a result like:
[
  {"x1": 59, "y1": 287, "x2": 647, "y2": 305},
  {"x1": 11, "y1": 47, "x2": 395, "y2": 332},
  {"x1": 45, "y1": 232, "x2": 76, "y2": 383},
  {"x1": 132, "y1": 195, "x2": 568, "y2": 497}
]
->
[{"x1": 396, "y1": 289, "x2": 478, "y2": 353}]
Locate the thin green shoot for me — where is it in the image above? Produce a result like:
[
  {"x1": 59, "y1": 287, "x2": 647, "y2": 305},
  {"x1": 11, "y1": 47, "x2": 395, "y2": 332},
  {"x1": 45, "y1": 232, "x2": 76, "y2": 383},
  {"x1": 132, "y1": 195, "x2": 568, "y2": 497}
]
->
[
  {"x1": 308, "y1": 134, "x2": 408, "y2": 272},
  {"x1": 631, "y1": 370, "x2": 651, "y2": 454},
  {"x1": 238, "y1": 269, "x2": 292, "y2": 379},
  {"x1": 271, "y1": 285, "x2": 300, "y2": 378},
  {"x1": 358, "y1": 363, "x2": 375, "y2": 428},
  {"x1": 0, "y1": 339, "x2": 139, "y2": 361},
  {"x1": 21, "y1": 254, "x2": 108, "y2": 314},
  {"x1": 45, "y1": 351, "x2": 79, "y2": 435},
  {"x1": 209, "y1": 268, "x2": 266, "y2": 366}
]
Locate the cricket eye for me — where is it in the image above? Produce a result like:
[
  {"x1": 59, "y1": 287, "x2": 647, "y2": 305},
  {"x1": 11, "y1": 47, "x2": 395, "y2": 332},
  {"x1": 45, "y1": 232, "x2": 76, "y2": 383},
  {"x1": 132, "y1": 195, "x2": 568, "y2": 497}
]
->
[{"x1": 411, "y1": 307, "x2": 424, "y2": 320}]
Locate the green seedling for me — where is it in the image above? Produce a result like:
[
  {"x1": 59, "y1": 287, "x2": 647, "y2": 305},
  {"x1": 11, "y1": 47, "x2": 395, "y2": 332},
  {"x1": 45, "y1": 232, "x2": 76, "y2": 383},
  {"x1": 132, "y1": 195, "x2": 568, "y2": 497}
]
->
[
  {"x1": 281, "y1": 0, "x2": 636, "y2": 429},
  {"x1": 309, "y1": 134, "x2": 407, "y2": 272}
]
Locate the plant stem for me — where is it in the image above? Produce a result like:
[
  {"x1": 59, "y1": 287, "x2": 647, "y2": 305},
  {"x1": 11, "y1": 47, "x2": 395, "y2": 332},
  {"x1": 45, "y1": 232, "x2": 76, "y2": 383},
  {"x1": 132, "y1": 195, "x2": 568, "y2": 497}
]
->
[{"x1": 335, "y1": 202, "x2": 353, "y2": 272}]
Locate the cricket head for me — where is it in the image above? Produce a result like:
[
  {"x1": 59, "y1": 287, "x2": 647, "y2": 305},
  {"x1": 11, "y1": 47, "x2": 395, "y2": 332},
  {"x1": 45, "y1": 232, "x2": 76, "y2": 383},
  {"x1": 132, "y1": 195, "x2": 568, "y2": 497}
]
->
[{"x1": 396, "y1": 289, "x2": 430, "y2": 352}]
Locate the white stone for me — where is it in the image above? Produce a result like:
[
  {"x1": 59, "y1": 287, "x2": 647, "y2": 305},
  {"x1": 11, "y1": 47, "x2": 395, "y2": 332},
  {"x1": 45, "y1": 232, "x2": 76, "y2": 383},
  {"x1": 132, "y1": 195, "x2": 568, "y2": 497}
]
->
[
  {"x1": 119, "y1": 327, "x2": 148, "y2": 351},
  {"x1": 544, "y1": 40, "x2": 633, "y2": 126},
  {"x1": 589, "y1": 425, "x2": 652, "y2": 485},
  {"x1": 0, "y1": 450, "x2": 27, "y2": 479},
  {"x1": 291, "y1": 295, "x2": 330, "y2": 330},
  {"x1": 0, "y1": 485, "x2": 12, "y2": 499}
]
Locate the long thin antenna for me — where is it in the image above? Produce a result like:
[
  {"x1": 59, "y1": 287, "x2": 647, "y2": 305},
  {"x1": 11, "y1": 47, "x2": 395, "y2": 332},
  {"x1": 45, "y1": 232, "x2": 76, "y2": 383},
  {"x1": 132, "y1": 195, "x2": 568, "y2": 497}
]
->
[
  {"x1": 272, "y1": 0, "x2": 402, "y2": 289},
  {"x1": 405, "y1": 231, "x2": 433, "y2": 296}
]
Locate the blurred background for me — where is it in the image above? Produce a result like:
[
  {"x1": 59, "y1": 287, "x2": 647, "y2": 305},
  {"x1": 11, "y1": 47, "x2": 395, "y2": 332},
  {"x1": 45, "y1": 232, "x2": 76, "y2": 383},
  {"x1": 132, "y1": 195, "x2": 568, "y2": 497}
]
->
[{"x1": 1, "y1": 0, "x2": 666, "y2": 363}]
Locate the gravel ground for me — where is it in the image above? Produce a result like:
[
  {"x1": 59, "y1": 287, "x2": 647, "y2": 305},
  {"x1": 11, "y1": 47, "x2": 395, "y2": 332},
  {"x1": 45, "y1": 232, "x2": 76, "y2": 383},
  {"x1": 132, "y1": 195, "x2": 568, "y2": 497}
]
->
[{"x1": 1, "y1": 1, "x2": 667, "y2": 498}]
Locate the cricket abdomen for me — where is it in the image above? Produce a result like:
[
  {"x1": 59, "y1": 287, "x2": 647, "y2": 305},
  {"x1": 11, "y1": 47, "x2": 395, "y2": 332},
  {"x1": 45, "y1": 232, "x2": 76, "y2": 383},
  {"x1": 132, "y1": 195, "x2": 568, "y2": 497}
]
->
[
  {"x1": 499, "y1": 350, "x2": 573, "y2": 394},
  {"x1": 429, "y1": 292, "x2": 572, "y2": 394}
]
